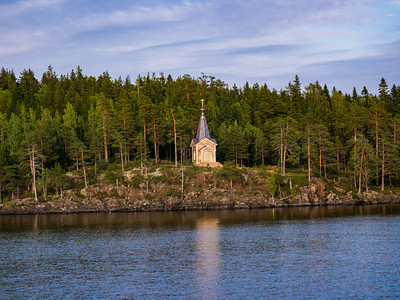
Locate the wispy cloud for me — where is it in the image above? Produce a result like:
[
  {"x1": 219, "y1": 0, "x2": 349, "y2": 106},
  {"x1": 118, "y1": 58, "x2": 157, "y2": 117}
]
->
[
  {"x1": 0, "y1": 0, "x2": 398, "y2": 93},
  {"x1": 0, "y1": 0, "x2": 65, "y2": 19}
]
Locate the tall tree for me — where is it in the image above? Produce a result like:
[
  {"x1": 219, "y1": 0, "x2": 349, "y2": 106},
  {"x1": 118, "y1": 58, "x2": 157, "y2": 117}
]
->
[
  {"x1": 94, "y1": 93, "x2": 114, "y2": 163},
  {"x1": 226, "y1": 121, "x2": 248, "y2": 167},
  {"x1": 85, "y1": 104, "x2": 102, "y2": 174},
  {"x1": 379, "y1": 77, "x2": 389, "y2": 107},
  {"x1": 0, "y1": 112, "x2": 8, "y2": 202},
  {"x1": 287, "y1": 74, "x2": 303, "y2": 116},
  {"x1": 113, "y1": 90, "x2": 135, "y2": 170},
  {"x1": 20, "y1": 108, "x2": 43, "y2": 201},
  {"x1": 272, "y1": 117, "x2": 300, "y2": 176},
  {"x1": 351, "y1": 134, "x2": 375, "y2": 194},
  {"x1": 314, "y1": 124, "x2": 334, "y2": 178}
]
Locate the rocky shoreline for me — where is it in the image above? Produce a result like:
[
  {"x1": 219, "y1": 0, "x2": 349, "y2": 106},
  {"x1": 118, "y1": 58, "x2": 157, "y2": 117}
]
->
[{"x1": 1, "y1": 181, "x2": 400, "y2": 215}]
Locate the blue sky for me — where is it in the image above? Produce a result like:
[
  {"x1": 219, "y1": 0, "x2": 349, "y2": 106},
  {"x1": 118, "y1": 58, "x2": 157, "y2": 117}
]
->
[{"x1": 0, "y1": 0, "x2": 399, "y2": 94}]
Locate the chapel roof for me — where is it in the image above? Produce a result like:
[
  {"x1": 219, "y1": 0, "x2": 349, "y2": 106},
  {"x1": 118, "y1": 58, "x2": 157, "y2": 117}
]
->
[{"x1": 192, "y1": 105, "x2": 217, "y2": 144}]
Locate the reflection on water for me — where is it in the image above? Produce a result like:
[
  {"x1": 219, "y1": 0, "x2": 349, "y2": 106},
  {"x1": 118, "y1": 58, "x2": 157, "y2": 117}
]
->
[
  {"x1": 2, "y1": 205, "x2": 400, "y2": 232},
  {"x1": 195, "y1": 219, "x2": 220, "y2": 298},
  {"x1": 1, "y1": 205, "x2": 400, "y2": 298}
]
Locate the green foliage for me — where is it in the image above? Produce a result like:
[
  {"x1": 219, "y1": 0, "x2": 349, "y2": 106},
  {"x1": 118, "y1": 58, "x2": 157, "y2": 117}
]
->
[
  {"x1": 102, "y1": 163, "x2": 124, "y2": 185},
  {"x1": 226, "y1": 121, "x2": 248, "y2": 166},
  {"x1": 266, "y1": 174, "x2": 277, "y2": 197},
  {"x1": 216, "y1": 163, "x2": 245, "y2": 185},
  {"x1": 0, "y1": 66, "x2": 399, "y2": 199}
]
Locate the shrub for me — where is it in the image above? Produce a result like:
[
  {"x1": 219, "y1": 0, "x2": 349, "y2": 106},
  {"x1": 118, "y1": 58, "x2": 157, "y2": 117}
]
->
[{"x1": 266, "y1": 174, "x2": 277, "y2": 197}]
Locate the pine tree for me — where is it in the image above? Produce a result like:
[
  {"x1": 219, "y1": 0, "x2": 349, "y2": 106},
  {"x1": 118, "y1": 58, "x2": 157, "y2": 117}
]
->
[
  {"x1": 252, "y1": 126, "x2": 267, "y2": 166},
  {"x1": 389, "y1": 84, "x2": 400, "y2": 116},
  {"x1": 134, "y1": 132, "x2": 150, "y2": 176},
  {"x1": 216, "y1": 122, "x2": 229, "y2": 162},
  {"x1": 62, "y1": 103, "x2": 88, "y2": 186},
  {"x1": 85, "y1": 104, "x2": 102, "y2": 175},
  {"x1": 36, "y1": 108, "x2": 59, "y2": 168},
  {"x1": 379, "y1": 78, "x2": 389, "y2": 107},
  {"x1": 62, "y1": 103, "x2": 79, "y2": 167},
  {"x1": 379, "y1": 120, "x2": 400, "y2": 190},
  {"x1": 344, "y1": 103, "x2": 367, "y2": 188},
  {"x1": 0, "y1": 89, "x2": 13, "y2": 117},
  {"x1": 272, "y1": 117, "x2": 300, "y2": 176},
  {"x1": 19, "y1": 69, "x2": 39, "y2": 111},
  {"x1": 314, "y1": 124, "x2": 334, "y2": 178},
  {"x1": 226, "y1": 121, "x2": 247, "y2": 167},
  {"x1": 287, "y1": 74, "x2": 302, "y2": 116},
  {"x1": 137, "y1": 94, "x2": 153, "y2": 164},
  {"x1": 350, "y1": 134, "x2": 375, "y2": 194},
  {"x1": 0, "y1": 112, "x2": 8, "y2": 202},
  {"x1": 361, "y1": 86, "x2": 370, "y2": 107},
  {"x1": 302, "y1": 121, "x2": 318, "y2": 184},
  {"x1": 113, "y1": 91, "x2": 135, "y2": 172},
  {"x1": 368, "y1": 96, "x2": 387, "y2": 185},
  {"x1": 48, "y1": 162, "x2": 65, "y2": 196},
  {"x1": 19, "y1": 108, "x2": 44, "y2": 201},
  {"x1": 94, "y1": 93, "x2": 114, "y2": 163}
]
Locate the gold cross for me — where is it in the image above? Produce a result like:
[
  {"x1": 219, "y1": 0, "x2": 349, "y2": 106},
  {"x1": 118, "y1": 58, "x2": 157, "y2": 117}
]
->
[{"x1": 201, "y1": 99, "x2": 204, "y2": 107}]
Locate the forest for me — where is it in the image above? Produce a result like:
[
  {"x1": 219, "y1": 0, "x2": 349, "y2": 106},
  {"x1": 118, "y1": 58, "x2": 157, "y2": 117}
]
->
[{"x1": 0, "y1": 65, "x2": 399, "y2": 202}]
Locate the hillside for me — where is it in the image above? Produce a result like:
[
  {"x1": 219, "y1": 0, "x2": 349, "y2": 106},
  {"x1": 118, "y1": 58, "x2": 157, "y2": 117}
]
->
[{"x1": 1, "y1": 163, "x2": 399, "y2": 215}]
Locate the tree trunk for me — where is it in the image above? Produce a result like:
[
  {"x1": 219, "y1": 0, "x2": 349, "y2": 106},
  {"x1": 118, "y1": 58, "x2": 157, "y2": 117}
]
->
[
  {"x1": 40, "y1": 138, "x2": 44, "y2": 170},
  {"x1": 154, "y1": 122, "x2": 158, "y2": 165},
  {"x1": 94, "y1": 154, "x2": 97, "y2": 175},
  {"x1": 354, "y1": 130, "x2": 357, "y2": 188},
  {"x1": 123, "y1": 118, "x2": 128, "y2": 166},
  {"x1": 101, "y1": 107, "x2": 108, "y2": 163},
  {"x1": 143, "y1": 121, "x2": 147, "y2": 163},
  {"x1": 375, "y1": 112, "x2": 379, "y2": 185},
  {"x1": 381, "y1": 141, "x2": 385, "y2": 191},
  {"x1": 307, "y1": 125, "x2": 311, "y2": 185},
  {"x1": 280, "y1": 124, "x2": 284, "y2": 175},
  {"x1": 319, "y1": 148, "x2": 322, "y2": 177},
  {"x1": 358, "y1": 146, "x2": 364, "y2": 194},
  {"x1": 181, "y1": 150, "x2": 184, "y2": 195},
  {"x1": 42, "y1": 181, "x2": 47, "y2": 199},
  {"x1": 31, "y1": 146, "x2": 38, "y2": 201},
  {"x1": 81, "y1": 149, "x2": 87, "y2": 188},
  {"x1": 282, "y1": 121, "x2": 289, "y2": 176},
  {"x1": 283, "y1": 140, "x2": 287, "y2": 176},
  {"x1": 337, "y1": 146, "x2": 340, "y2": 181},
  {"x1": 120, "y1": 142, "x2": 124, "y2": 173},
  {"x1": 64, "y1": 138, "x2": 68, "y2": 155},
  {"x1": 140, "y1": 147, "x2": 144, "y2": 176},
  {"x1": 261, "y1": 145, "x2": 264, "y2": 165},
  {"x1": 171, "y1": 109, "x2": 178, "y2": 167},
  {"x1": 235, "y1": 151, "x2": 238, "y2": 167}
]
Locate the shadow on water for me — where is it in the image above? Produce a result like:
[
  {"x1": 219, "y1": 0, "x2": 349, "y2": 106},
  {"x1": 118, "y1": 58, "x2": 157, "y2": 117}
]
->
[{"x1": 1, "y1": 205, "x2": 400, "y2": 232}]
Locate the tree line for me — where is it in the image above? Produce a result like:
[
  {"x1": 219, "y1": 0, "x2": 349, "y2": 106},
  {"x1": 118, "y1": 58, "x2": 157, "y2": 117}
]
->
[{"x1": 0, "y1": 65, "x2": 399, "y2": 201}]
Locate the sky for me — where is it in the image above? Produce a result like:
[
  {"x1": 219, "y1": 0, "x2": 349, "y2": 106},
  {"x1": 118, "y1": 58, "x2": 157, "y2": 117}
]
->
[{"x1": 0, "y1": 0, "x2": 399, "y2": 94}]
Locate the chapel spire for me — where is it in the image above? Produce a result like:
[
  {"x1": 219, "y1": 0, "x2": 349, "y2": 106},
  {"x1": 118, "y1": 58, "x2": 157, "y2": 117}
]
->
[{"x1": 194, "y1": 99, "x2": 215, "y2": 144}]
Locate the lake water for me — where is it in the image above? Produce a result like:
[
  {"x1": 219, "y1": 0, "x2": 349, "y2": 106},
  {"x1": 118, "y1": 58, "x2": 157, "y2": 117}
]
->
[{"x1": 1, "y1": 205, "x2": 400, "y2": 299}]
